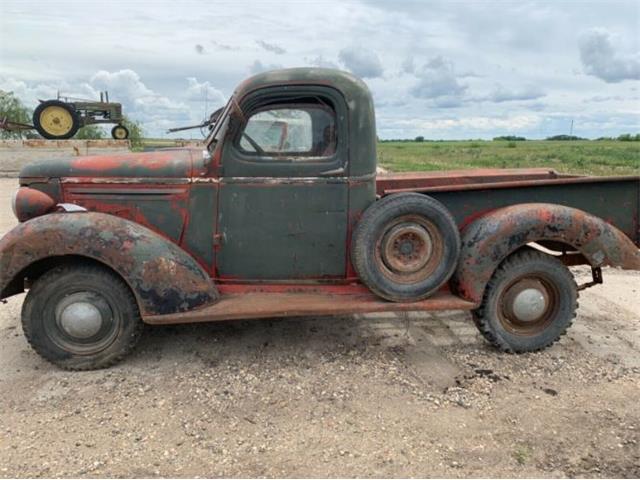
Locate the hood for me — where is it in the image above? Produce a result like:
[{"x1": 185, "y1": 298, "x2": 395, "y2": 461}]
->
[{"x1": 19, "y1": 148, "x2": 198, "y2": 181}]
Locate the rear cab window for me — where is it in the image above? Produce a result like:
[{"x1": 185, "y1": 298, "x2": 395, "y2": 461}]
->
[{"x1": 237, "y1": 103, "x2": 337, "y2": 161}]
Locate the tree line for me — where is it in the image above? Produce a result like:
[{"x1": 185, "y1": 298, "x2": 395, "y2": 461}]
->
[{"x1": 383, "y1": 134, "x2": 640, "y2": 143}]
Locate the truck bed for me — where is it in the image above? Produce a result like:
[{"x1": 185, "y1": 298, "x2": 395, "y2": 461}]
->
[{"x1": 377, "y1": 168, "x2": 640, "y2": 245}]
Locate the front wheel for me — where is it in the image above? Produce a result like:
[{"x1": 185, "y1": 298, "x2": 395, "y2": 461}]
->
[
  {"x1": 111, "y1": 124, "x2": 129, "y2": 140},
  {"x1": 22, "y1": 264, "x2": 143, "y2": 370},
  {"x1": 472, "y1": 249, "x2": 578, "y2": 353}
]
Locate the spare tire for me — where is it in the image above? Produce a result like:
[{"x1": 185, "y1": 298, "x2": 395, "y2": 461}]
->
[{"x1": 352, "y1": 193, "x2": 461, "y2": 302}]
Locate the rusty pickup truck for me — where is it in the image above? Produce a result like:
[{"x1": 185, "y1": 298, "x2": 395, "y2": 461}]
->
[{"x1": 2, "y1": 68, "x2": 639, "y2": 370}]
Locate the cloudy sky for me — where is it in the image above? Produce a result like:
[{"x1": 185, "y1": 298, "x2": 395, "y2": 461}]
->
[{"x1": 1, "y1": 0, "x2": 638, "y2": 139}]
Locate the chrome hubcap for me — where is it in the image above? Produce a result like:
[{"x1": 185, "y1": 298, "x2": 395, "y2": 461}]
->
[
  {"x1": 511, "y1": 287, "x2": 548, "y2": 322},
  {"x1": 56, "y1": 295, "x2": 104, "y2": 339}
]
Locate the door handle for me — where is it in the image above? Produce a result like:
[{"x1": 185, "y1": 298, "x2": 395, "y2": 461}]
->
[{"x1": 319, "y1": 167, "x2": 345, "y2": 176}]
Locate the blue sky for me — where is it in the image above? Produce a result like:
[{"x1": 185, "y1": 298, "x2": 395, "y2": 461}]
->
[{"x1": 1, "y1": 0, "x2": 639, "y2": 139}]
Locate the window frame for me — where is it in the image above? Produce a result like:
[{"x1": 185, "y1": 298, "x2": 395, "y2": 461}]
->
[
  {"x1": 222, "y1": 85, "x2": 348, "y2": 178},
  {"x1": 235, "y1": 103, "x2": 337, "y2": 159}
]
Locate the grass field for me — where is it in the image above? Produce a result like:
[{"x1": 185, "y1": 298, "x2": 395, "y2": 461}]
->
[
  {"x1": 143, "y1": 139, "x2": 639, "y2": 176},
  {"x1": 377, "y1": 140, "x2": 639, "y2": 176}
]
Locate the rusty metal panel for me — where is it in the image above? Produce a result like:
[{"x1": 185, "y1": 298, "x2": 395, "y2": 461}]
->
[
  {"x1": 62, "y1": 184, "x2": 189, "y2": 243},
  {"x1": 426, "y1": 177, "x2": 639, "y2": 242},
  {"x1": 376, "y1": 168, "x2": 563, "y2": 195},
  {"x1": 451, "y1": 203, "x2": 640, "y2": 303},
  {"x1": 346, "y1": 176, "x2": 378, "y2": 278},
  {"x1": 0, "y1": 212, "x2": 218, "y2": 315},
  {"x1": 143, "y1": 289, "x2": 476, "y2": 325},
  {"x1": 216, "y1": 180, "x2": 348, "y2": 279},
  {"x1": 182, "y1": 183, "x2": 217, "y2": 273},
  {"x1": 19, "y1": 148, "x2": 195, "y2": 179}
]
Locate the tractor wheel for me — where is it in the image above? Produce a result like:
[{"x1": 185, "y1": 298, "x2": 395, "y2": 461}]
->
[
  {"x1": 472, "y1": 249, "x2": 578, "y2": 353},
  {"x1": 352, "y1": 193, "x2": 460, "y2": 302},
  {"x1": 111, "y1": 124, "x2": 129, "y2": 140},
  {"x1": 33, "y1": 100, "x2": 80, "y2": 139},
  {"x1": 22, "y1": 263, "x2": 144, "y2": 370}
]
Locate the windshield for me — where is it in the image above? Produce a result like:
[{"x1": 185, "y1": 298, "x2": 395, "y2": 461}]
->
[{"x1": 205, "y1": 97, "x2": 233, "y2": 150}]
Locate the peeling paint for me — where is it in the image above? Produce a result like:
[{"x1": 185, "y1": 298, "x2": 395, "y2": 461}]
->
[
  {"x1": 451, "y1": 203, "x2": 640, "y2": 303},
  {"x1": 0, "y1": 212, "x2": 218, "y2": 315}
]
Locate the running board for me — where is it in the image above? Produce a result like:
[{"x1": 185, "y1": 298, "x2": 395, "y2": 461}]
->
[{"x1": 143, "y1": 291, "x2": 477, "y2": 325}]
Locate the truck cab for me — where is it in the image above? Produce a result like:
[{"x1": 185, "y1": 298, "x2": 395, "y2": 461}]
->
[{"x1": 3, "y1": 68, "x2": 639, "y2": 370}]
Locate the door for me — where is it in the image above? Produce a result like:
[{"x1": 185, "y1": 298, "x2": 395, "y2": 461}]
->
[{"x1": 216, "y1": 86, "x2": 349, "y2": 280}]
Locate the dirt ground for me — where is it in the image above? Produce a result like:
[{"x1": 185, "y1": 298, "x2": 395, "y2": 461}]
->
[{"x1": 0, "y1": 177, "x2": 638, "y2": 478}]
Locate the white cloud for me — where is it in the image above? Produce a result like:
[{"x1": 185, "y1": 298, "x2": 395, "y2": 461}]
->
[
  {"x1": 391, "y1": 115, "x2": 540, "y2": 131},
  {"x1": 338, "y1": 47, "x2": 384, "y2": 78},
  {"x1": 1, "y1": 0, "x2": 638, "y2": 139},
  {"x1": 410, "y1": 56, "x2": 467, "y2": 104},
  {"x1": 484, "y1": 84, "x2": 546, "y2": 103},
  {"x1": 256, "y1": 40, "x2": 286, "y2": 55},
  {"x1": 579, "y1": 29, "x2": 640, "y2": 83},
  {"x1": 306, "y1": 55, "x2": 339, "y2": 69},
  {"x1": 185, "y1": 77, "x2": 226, "y2": 105},
  {"x1": 249, "y1": 60, "x2": 284, "y2": 75}
]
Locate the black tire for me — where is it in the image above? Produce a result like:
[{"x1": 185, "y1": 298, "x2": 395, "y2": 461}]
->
[
  {"x1": 22, "y1": 264, "x2": 143, "y2": 370},
  {"x1": 472, "y1": 249, "x2": 578, "y2": 353},
  {"x1": 33, "y1": 100, "x2": 80, "y2": 139},
  {"x1": 111, "y1": 124, "x2": 129, "y2": 140},
  {"x1": 352, "y1": 193, "x2": 461, "y2": 302}
]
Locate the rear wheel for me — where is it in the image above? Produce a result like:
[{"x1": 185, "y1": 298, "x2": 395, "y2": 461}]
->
[
  {"x1": 472, "y1": 249, "x2": 578, "y2": 352},
  {"x1": 22, "y1": 264, "x2": 143, "y2": 370},
  {"x1": 352, "y1": 193, "x2": 460, "y2": 302},
  {"x1": 33, "y1": 100, "x2": 80, "y2": 139}
]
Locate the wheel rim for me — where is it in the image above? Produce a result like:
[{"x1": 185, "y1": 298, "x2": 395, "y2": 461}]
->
[
  {"x1": 45, "y1": 290, "x2": 121, "y2": 355},
  {"x1": 39, "y1": 106, "x2": 74, "y2": 136},
  {"x1": 498, "y1": 276, "x2": 558, "y2": 335},
  {"x1": 375, "y1": 214, "x2": 444, "y2": 284},
  {"x1": 113, "y1": 126, "x2": 127, "y2": 139}
]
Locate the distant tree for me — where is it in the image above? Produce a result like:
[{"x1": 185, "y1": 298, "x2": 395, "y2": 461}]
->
[
  {"x1": 0, "y1": 90, "x2": 32, "y2": 139},
  {"x1": 415, "y1": 135, "x2": 424, "y2": 142},
  {"x1": 75, "y1": 124, "x2": 106, "y2": 139},
  {"x1": 617, "y1": 133, "x2": 640, "y2": 141},
  {"x1": 545, "y1": 134, "x2": 587, "y2": 141},
  {"x1": 121, "y1": 116, "x2": 144, "y2": 149},
  {"x1": 493, "y1": 135, "x2": 526, "y2": 141}
]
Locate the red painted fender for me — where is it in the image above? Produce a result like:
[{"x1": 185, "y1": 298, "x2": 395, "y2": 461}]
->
[
  {"x1": 0, "y1": 211, "x2": 219, "y2": 316},
  {"x1": 451, "y1": 203, "x2": 640, "y2": 303}
]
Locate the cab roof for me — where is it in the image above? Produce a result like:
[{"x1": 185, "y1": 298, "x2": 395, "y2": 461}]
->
[
  {"x1": 233, "y1": 68, "x2": 377, "y2": 177},
  {"x1": 234, "y1": 67, "x2": 370, "y2": 102}
]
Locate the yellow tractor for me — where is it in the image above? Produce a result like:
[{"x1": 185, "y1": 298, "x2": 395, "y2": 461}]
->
[{"x1": 31, "y1": 91, "x2": 129, "y2": 140}]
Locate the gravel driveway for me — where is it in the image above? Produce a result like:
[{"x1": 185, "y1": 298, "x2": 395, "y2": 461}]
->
[{"x1": 0, "y1": 178, "x2": 638, "y2": 478}]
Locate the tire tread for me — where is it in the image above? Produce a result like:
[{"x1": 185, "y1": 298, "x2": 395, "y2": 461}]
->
[
  {"x1": 22, "y1": 263, "x2": 143, "y2": 370},
  {"x1": 472, "y1": 249, "x2": 578, "y2": 353}
]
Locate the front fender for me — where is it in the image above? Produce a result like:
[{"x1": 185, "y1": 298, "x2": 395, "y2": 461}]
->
[
  {"x1": 451, "y1": 203, "x2": 640, "y2": 303},
  {"x1": 0, "y1": 212, "x2": 219, "y2": 316}
]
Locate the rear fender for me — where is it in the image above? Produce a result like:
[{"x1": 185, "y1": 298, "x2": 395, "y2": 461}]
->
[
  {"x1": 0, "y1": 212, "x2": 219, "y2": 316},
  {"x1": 451, "y1": 203, "x2": 640, "y2": 303}
]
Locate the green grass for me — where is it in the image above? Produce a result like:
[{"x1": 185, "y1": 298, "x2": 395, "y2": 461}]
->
[
  {"x1": 140, "y1": 138, "x2": 640, "y2": 176},
  {"x1": 512, "y1": 445, "x2": 532, "y2": 466},
  {"x1": 377, "y1": 140, "x2": 640, "y2": 176}
]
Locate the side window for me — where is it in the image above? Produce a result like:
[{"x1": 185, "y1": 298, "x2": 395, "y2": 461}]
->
[{"x1": 238, "y1": 105, "x2": 336, "y2": 159}]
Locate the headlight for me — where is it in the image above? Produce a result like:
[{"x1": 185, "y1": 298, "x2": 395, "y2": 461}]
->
[{"x1": 12, "y1": 187, "x2": 56, "y2": 222}]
